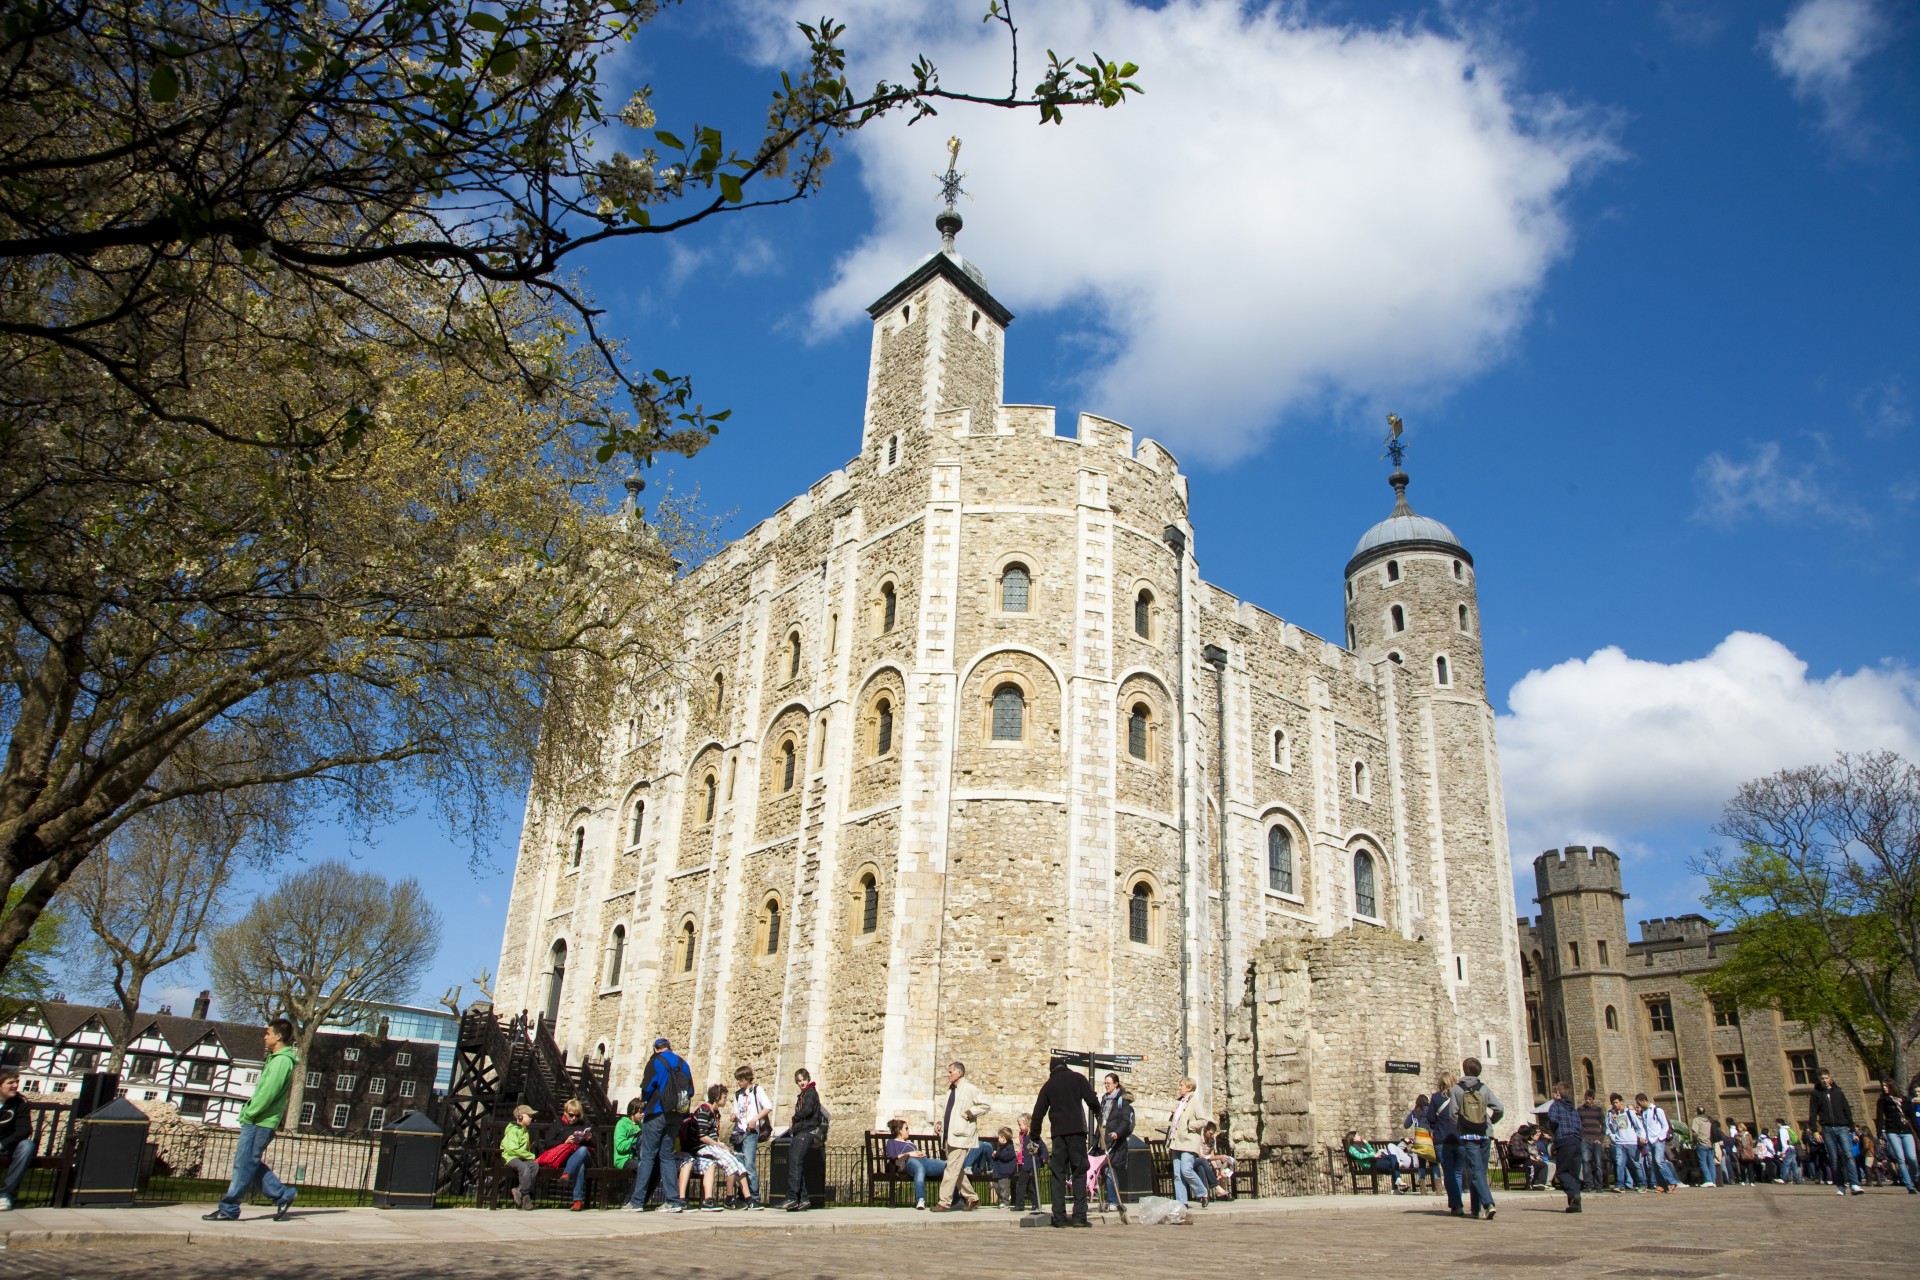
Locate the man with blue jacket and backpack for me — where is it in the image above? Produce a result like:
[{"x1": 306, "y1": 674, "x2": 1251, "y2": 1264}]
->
[{"x1": 624, "y1": 1036, "x2": 694, "y2": 1212}]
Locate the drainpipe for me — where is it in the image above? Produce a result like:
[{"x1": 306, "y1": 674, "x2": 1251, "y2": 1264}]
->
[{"x1": 1164, "y1": 525, "x2": 1192, "y2": 1078}]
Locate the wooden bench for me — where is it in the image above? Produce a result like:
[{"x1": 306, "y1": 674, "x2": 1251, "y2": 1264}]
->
[
  {"x1": 479, "y1": 1120, "x2": 631, "y2": 1208},
  {"x1": 0, "y1": 1103, "x2": 76, "y2": 1206},
  {"x1": 1495, "y1": 1139, "x2": 1537, "y2": 1192},
  {"x1": 1327, "y1": 1140, "x2": 1420, "y2": 1194},
  {"x1": 863, "y1": 1131, "x2": 996, "y2": 1207}
]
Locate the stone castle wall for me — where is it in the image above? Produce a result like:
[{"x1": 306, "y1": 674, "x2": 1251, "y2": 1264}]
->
[{"x1": 494, "y1": 247, "x2": 1529, "y2": 1173}]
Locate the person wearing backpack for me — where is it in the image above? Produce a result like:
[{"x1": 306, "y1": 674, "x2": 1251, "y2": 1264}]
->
[
  {"x1": 623, "y1": 1035, "x2": 694, "y2": 1212},
  {"x1": 1447, "y1": 1056, "x2": 1504, "y2": 1220}
]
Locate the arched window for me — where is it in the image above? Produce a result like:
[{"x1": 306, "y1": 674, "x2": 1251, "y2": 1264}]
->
[
  {"x1": 787, "y1": 631, "x2": 802, "y2": 680},
  {"x1": 829, "y1": 612, "x2": 839, "y2": 654},
  {"x1": 605, "y1": 925, "x2": 626, "y2": 987},
  {"x1": 887, "y1": 434, "x2": 899, "y2": 466},
  {"x1": 1353, "y1": 850, "x2": 1378, "y2": 919},
  {"x1": 1127, "y1": 703, "x2": 1150, "y2": 761},
  {"x1": 1352, "y1": 761, "x2": 1369, "y2": 799},
  {"x1": 1346, "y1": 624, "x2": 1356, "y2": 649},
  {"x1": 763, "y1": 898, "x2": 782, "y2": 955},
  {"x1": 571, "y1": 826, "x2": 584, "y2": 868},
  {"x1": 1389, "y1": 604, "x2": 1405, "y2": 633},
  {"x1": 1435, "y1": 655, "x2": 1451, "y2": 686},
  {"x1": 1582, "y1": 1059, "x2": 1596, "y2": 1097},
  {"x1": 1134, "y1": 589, "x2": 1153, "y2": 639},
  {"x1": 1129, "y1": 882, "x2": 1152, "y2": 944},
  {"x1": 1000, "y1": 563, "x2": 1030, "y2": 613},
  {"x1": 702, "y1": 773, "x2": 717, "y2": 823},
  {"x1": 1388, "y1": 651, "x2": 1403, "y2": 665},
  {"x1": 780, "y1": 740, "x2": 797, "y2": 792},
  {"x1": 860, "y1": 873, "x2": 880, "y2": 935},
  {"x1": 711, "y1": 671, "x2": 725, "y2": 712},
  {"x1": 880, "y1": 582, "x2": 897, "y2": 634},
  {"x1": 1452, "y1": 559, "x2": 1463, "y2": 580},
  {"x1": 874, "y1": 697, "x2": 894, "y2": 757},
  {"x1": 1267, "y1": 827, "x2": 1294, "y2": 895},
  {"x1": 679, "y1": 920, "x2": 696, "y2": 974},
  {"x1": 1458, "y1": 603, "x2": 1470, "y2": 632},
  {"x1": 545, "y1": 940, "x2": 566, "y2": 1022},
  {"x1": 1271, "y1": 729, "x2": 1288, "y2": 768},
  {"x1": 1604, "y1": 1005, "x2": 1619, "y2": 1031},
  {"x1": 1386, "y1": 560, "x2": 1400, "y2": 582},
  {"x1": 990, "y1": 683, "x2": 1024, "y2": 741},
  {"x1": 630, "y1": 800, "x2": 645, "y2": 846}
]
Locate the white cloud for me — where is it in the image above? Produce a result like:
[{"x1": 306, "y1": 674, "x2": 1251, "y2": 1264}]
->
[
  {"x1": 1693, "y1": 439, "x2": 1865, "y2": 527},
  {"x1": 1856, "y1": 373, "x2": 1912, "y2": 439},
  {"x1": 746, "y1": 0, "x2": 1616, "y2": 463},
  {"x1": 1497, "y1": 632, "x2": 1920, "y2": 860},
  {"x1": 1762, "y1": 0, "x2": 1891, "y2": 147}
]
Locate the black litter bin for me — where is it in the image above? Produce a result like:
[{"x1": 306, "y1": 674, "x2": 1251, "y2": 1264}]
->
[
  {"x1": 69, "y1": 1096, "x2": 149, "y2": 1206},
  {"x1": 371, "y1": 1110, "x2": 443, "y2": 1209},
  {"x1": 1114, "y1": 1135, "x2": 1154, "y2": 1202},
  {"x1": 768, "y1": 1135, "x2": 826, "y2": 1208}
]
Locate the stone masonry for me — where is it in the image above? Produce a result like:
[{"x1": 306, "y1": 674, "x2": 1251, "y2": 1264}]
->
[{"x1": 492, "y1": 221, "x2": 1531, "y2": 1182}]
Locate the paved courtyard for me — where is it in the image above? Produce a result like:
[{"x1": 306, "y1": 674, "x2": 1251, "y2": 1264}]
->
[{"x1": 0, "y1": 1184, "x2": 1913, "y2": 1278}]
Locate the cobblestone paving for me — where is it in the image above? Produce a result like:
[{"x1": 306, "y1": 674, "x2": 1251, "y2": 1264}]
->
[{"x1": 0, "y1": 1186, "x2": 1913, "y2": 1279}]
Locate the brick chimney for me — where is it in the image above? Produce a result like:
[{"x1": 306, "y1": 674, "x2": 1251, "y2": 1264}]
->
[{"x1": 191, "y1": 990, "x2": 211, "y2": 1020}]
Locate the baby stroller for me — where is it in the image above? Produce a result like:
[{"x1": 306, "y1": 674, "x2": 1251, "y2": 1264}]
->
[{"x1": 1083, "y1": 1149, "x2": 1128, "y2": 1223}]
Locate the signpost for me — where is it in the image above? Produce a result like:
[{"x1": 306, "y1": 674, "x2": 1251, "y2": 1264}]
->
[
  {"x1": 1049, "y1": 1049, "x2": 1143, "y2": 1082},
  {"x1": 1385, "y1": 1060, "x2": 1422, "y2": 1075}
]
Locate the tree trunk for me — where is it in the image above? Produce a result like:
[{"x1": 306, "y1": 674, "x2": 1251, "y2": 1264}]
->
[
  {"x1": 106, "y1": 969, "x2": 150, "y2": 1077},
  {"x1": 282, "y1": 1025, "x2": 319, "y2": 1133}
]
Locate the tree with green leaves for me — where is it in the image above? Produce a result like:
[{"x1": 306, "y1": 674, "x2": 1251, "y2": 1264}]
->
[
  {"x1": 210, "y1": 860, "x2": 442, "y2": 1131},
  {"x1": 0, "y1": 0, "x2": 1136, "y2": 991},
  {"x1": 0, "y1": 884, "x2": 63, "y2": 1021},
  {"x1": 1695, "y1": 751, "x2": 1920, "y2": 1088}
]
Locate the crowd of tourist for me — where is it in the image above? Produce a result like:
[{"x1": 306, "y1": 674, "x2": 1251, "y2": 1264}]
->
[{"x1": 1349, "y1": 1064, "x2": 1919, "y2": 1217}]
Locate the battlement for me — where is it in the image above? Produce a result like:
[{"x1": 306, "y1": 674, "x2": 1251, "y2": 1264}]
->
[
  {"x1": 1533, "y1": 845, "x2": 1625, "y2": 899},
  {"x1": 1637, "y1": 914, "x2": 1713, "y2": 945}
]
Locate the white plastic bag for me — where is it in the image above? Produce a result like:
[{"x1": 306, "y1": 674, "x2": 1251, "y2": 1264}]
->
[{"x1": 1135, "y1": 1195, "x2": 1192, "y2": 1225}]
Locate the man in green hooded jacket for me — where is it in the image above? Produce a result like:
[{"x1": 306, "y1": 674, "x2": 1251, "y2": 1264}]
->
[{"x1": 204, "y1": 1017, "x2": 300, "y2": 1221}]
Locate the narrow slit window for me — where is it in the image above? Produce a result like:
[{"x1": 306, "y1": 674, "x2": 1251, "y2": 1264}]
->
[
  {"x1": 765, "y1": 899, "x2": 782, "y2": 955},
  {"x1": 875, "y1": 698, "x2": 894, "y2": 756},
  {"x1": 780, "y1": 740, "x2": 796, "y2": 792},
  {"x1": 680, "y1": 921, "x2": 696, "y2": 973},
  {"x1": 1353, "y1": 851, "x2": 1377, "y2": 919},
  {"x1": 860, "y1": 874, "x2": 880, "y2": 935},
  {"x1": 788, "y1": 632, "x2": 802, "y2": 679},
  {"x1": 886, "y1": 434, "x2": 899, "y2": 466},
  {"x1": 1386, "y1": 560, "x2": 1400, "y2": 582},
  {"x1": 703, "y1": 775, "x2": 717, "y2": 823},
  {"x1": 1127, "y1": 703, "x2": 1150, "y2": 760},
  {"x1": 1129, "y1": 882, "x2": 1151, "y2": 944},
  {"x1": 1134, "y1": 589, "x2": 1153, "y2": 638},
  {"x1": 630, "y1": 800, "x2": 645, "y2": 846},
  {"x1": 880, "y1": 583, "x2": 897, "y2": 633},
  {"x1": 572, "y1": 826, "x2": 584, "y2": 867},
  {"x1": 1390, "y1": 604, "x2": 1405, "y2": 633},
  {"x1": 1436, "y1": 655, "x2": 1451, "y2": 686}
]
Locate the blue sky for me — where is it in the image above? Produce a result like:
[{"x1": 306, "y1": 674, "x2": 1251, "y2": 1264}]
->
[{"x1": 123, "y1": 0, "x2": 1920, "y2": 1018}]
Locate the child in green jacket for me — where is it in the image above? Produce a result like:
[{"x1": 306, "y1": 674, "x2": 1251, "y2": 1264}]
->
[
  {"x1": 502, "y1": 1105, "x2": 539, "y2": 1209},
  {"x1": 614, "y1": 1097, "x2": 644, "y2": 1173}
]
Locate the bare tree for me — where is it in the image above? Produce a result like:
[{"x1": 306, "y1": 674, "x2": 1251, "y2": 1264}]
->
[
  {"x1": 68, "y1": 774, "x2": 256, "y2": 1071},
  {"x1": 210, "y1": 860, "x2": 441, "y2": 1130}
]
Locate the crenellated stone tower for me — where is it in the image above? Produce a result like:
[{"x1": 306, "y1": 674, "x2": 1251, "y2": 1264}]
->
[
  {"x1": 491, "y1": 189, "x2": 1531, "y2": 1194},
  {"x1": 1526, "y1": 846, "x2": 1638, "y2": 1098}
]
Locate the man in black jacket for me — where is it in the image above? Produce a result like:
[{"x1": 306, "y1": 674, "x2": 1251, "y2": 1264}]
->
[
  {"x1": 1808, "y1": 1069, "x2": 1861, "y2": 1195},
  {"x1": 1031, "y1": 1060, "x2": 1100, "y2": 1227},
  {"x1": 0, "y1": 1071, "x2": 33, "y2": 1210},
  {"x1": 783, "y1": 1067, "x2": 827, "y2": 1211}
]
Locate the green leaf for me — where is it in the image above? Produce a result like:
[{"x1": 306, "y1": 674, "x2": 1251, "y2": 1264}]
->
[
  {"x1": 595, "y1": 443, "x2": 617, "y2": 463},
  {"x1": 468, "y1": 12, "x2": 506, "y2": 33},
  {"x1": 149, "y1": 64, "x2": 179, "y2": 103},
  {"x1": 653, "y1": 129, "x2": 684, "y2": 150},
  {"x1": 718, "y1": 173, "x2": 743, "y2": 203},
  {"x1": 487, "y1": 44, "x2": 519, "y2": 75}
]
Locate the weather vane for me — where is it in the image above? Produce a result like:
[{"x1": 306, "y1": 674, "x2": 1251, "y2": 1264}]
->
[
  {"x1": 1383, "y1": 413, "x2": 1406, "y2": 469},
  {"x1": 936, "y1": 136, "x2": 968, "y2": 212}
]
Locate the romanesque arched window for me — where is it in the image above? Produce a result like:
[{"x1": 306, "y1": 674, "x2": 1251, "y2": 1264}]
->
[
  {"x1": 702, "y1": 773, "x2": 717, "y2": 823},
  {"x1": 1386, "y1": 560, "x2": 1400, "y2": 582},
  {"x1": 860, "y1": 873, "x2": 880, "y2": 935},
  {"x1": 1267, "y1": 827, "x2": 1294, "y2": 895},
  {"x1": 1458, "y1": 603, "x2": 1470, "y2": 633},
  {"x1": 780, "y1": 740, "x2": 797, "y2": 792},
  {"x1": 1605, "y1": 1005, "x2": 1618, "y2": 1031},
  {"x1": 758, "y1": 896, "x2": 783, "y2": 956},
  {"x1": 711, "y1": 671, "x2": 726, "y2": 713},
  {"x1": 604, "y1": 925, "x2": 626, "y2": 987},
  {"x1": 1000, "y1": 563, "x2": 1030, "y2": 613},
  {"x1": 679, "y1": 919, "x2": 696, "y2": 974},
  {"x1": 990, "y1": 683, "x2": 1025, "y2": 742},
  {"x1": 1353, "y1": 850, "x2": 1378, "y2": 919},
  {"x1": 571, "y1": 826, "x2": 585, "y2": 868},
  {"x1": 1352, "y1": 760, "x2": 1369, "y2": 800},
  {"x1": 887, "y1": 434, "x2": 899, "y2": 466},
  {"x1": 1435, "y1": 655, "x2": 1451, "y2": 686},
  {"x1": 880, "y1": 582, "x2": 897, "y2": 634},
  {"x1": 1134, "y1": 588, "x2": 1153, "y2": 639},
  {"x1": 545, "y1": 940, "x2": 567, "y2": 1022},
  {"x1": 1271, "y1": 728, "x2": 1289, "y2": 769},
  {"x1": 1127, "y1": 703, "x2": 1150, "y2": 761},
  {"x1": 1390, "y1": 604, "x2": 1405, "y2": 633},
  {"x1": 1129, "y1": 881, "x2": 1152, "y2": 945},
  {"x1": 630, "y1": 799, "x2": 646, "y2": 846},
  {"x1": 787, "y1": 630, "x2": 802, "y2": 680}
]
